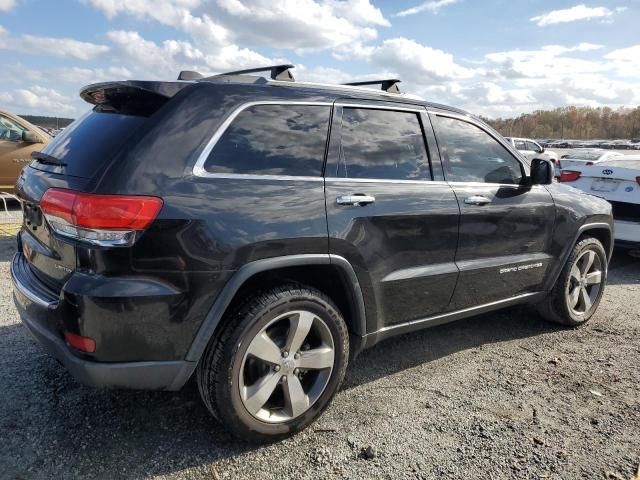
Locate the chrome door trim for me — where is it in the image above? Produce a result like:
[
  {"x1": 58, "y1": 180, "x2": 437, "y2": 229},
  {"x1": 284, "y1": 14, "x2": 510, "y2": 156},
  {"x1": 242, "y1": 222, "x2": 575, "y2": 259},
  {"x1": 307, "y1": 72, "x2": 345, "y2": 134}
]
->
[
  {"x1": 192, "y1": 100, "x2": 333, "y2": 179},
  {"x1": 375, "y1": 291, "x2": 541, "y2": 335}
]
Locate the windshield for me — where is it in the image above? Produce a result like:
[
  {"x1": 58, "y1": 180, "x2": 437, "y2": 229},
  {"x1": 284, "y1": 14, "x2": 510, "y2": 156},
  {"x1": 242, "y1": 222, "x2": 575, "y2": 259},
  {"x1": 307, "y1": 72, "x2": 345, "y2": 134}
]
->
[{"x1": 36, "y1": 110, "x2": 147, "y2": 178}]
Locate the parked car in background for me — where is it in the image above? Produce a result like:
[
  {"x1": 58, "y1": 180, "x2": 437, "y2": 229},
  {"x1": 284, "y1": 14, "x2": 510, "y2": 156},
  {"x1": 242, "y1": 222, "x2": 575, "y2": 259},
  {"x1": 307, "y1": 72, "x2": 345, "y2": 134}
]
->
[
  {"x1": 559, "y1": 149, "x2": 624, "y2": 170},
  {"x1": 0, "y1": 110, "x2": 50, "y2": 193},
  {"x1": 505, "y1": 136, "x2": 559, "y2": 165},
  {"x1": 11, "y1": 65, "x2": 613, "y2": 442},
  {"x1": 559, "y1": 157, "x2": 640, "y2": 248}
]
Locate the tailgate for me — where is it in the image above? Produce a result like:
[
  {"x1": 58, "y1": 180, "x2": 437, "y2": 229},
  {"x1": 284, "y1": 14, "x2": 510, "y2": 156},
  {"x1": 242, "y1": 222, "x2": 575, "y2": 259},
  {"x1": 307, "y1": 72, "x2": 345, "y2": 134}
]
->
[{"x1": 17, "y1": 169, "x2": 89, "y2": 291}]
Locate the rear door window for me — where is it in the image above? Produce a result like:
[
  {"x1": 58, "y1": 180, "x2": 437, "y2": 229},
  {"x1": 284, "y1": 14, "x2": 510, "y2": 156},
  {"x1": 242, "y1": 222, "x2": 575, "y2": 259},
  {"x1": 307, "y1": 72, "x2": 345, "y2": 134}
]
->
[
  {"x1": 204, "y1": 104, "x2": 331, "y2": 177},
  {"x1": 36, "y1": 111, "x2": 147, "y2": 178},
  {"x1": 336, "y1": 107, "x2": 430, "y2": 180}
]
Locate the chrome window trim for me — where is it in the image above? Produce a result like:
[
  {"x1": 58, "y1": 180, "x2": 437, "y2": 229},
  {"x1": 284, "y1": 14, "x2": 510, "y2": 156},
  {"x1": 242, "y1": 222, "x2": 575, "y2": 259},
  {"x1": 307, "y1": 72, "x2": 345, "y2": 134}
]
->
[
  {"x1": 335, "y1": 102, "x2": 427, "y2": 114},
  {"x1": 326, "y1": 177, "x2": 447, "y2": 185},
  {"x1": 192, "y1": 100, "x2": 334, "y2": 179}
]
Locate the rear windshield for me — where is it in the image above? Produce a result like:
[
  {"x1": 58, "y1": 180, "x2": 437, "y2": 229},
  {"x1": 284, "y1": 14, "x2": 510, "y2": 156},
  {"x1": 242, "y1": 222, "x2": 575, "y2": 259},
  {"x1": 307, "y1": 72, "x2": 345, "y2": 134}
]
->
[{"x1": 34, "y1": 110, "x2": 147, "y2": 178}]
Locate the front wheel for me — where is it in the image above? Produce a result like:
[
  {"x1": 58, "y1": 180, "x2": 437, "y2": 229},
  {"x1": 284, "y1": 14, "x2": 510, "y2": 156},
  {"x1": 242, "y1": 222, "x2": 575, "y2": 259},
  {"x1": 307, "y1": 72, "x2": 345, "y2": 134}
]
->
[
  {"x1": 538, "y1": 236, "x2": 607, "y2": 326},
  {"x1": 197, "y1": 284, "x2": 349, "y2": 442}
]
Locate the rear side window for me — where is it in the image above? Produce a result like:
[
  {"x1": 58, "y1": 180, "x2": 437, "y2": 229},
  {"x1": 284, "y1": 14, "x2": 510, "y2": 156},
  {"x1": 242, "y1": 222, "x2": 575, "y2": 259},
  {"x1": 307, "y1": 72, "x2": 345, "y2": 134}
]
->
[
  {"x1": 204, "y1": 104, "x2": 331, "y2": 177},
  {"x1": 337, "y1": 108, "x2": 430, "y2": 180},
  {"x1": 433, "y1": 116, "x2": 524, "y2": 184},
  {"x1": 38, "y1": 111, "x2": 147, "y2": 178}
]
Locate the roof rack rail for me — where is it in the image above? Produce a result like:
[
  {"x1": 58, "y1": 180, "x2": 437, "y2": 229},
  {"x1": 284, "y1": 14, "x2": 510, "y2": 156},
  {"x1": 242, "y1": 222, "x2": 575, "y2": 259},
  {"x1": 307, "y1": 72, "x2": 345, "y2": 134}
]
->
[
  {"x1": 215, "y1": 64, "x2": 295, "y2": 82},
  {"x1": 343, "y1": 79, "x2": 401, "y2": 94},
  {"x1": 178, "y1": 70, "x2": 204, "y2": 81}
]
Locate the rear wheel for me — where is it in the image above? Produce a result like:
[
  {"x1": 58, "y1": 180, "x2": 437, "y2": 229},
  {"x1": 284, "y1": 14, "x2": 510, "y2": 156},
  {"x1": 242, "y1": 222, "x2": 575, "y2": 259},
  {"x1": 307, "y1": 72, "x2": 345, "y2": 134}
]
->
[
  {"x1": 197, "y1": 284, "x2": 349, "y2": 442},
  {"x1": 538, "y1": 236, "x2": 607, "y2": 326}
]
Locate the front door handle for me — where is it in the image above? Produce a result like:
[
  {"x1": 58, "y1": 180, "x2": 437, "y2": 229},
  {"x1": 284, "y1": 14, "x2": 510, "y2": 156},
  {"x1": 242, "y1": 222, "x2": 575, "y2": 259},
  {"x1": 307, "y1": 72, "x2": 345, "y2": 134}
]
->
[
  {"x1": 464, "y1": 195, "x2": 492, "y2": 206},
  {"x1": 336, "y1": 194, "x2": 376, "y2": 206}
]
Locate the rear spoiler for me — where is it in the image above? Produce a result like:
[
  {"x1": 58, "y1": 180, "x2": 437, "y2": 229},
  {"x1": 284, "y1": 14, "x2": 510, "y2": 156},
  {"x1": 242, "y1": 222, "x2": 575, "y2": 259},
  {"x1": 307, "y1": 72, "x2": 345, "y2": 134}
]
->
[{"x1": 80, "y1": 81, "x2": 189, "y2": 115}]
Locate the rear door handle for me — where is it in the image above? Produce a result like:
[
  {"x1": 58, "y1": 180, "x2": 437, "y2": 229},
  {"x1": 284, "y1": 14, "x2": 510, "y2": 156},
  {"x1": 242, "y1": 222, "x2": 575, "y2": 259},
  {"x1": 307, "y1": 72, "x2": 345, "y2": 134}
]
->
[
  {"x1": 464, "y1": 195, "x2": 492, "y2": 206},
  {"x1": 336, "y1": 194, "x2": 376, "y2": 206}
]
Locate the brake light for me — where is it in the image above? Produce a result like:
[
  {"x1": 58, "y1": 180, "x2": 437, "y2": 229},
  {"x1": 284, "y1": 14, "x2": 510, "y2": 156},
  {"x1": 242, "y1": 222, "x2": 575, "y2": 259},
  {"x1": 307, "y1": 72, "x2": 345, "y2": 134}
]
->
[
  {"x1": 636, "y1": 176, "x2": 640, "y2": 186},
  {"x1": 40, "y1": 188, "x2": 163, "y2": 246},
  {"x1": 64, "y1": 331, "x2": 96, "y2": 353},
  {"x1": 559, "y1": 171, "x2": 582, "y2": 182}
]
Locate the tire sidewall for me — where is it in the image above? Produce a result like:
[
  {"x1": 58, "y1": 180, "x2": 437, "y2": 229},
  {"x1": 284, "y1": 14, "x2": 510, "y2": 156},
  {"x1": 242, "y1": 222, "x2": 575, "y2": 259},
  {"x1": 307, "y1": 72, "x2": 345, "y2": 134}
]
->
[{"x1": 215, "y1": 290, "x2": 348, "y2": 440}]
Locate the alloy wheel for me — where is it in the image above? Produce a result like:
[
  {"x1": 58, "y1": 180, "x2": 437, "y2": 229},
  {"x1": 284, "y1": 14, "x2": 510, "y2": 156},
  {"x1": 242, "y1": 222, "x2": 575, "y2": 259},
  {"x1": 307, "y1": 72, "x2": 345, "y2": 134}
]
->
[
  {"x1": 239, "y1": 310, "x2": 335, "y2": 423},
  {"x1": 566, "y1": 249, "x2": 603, "y2": 315}
]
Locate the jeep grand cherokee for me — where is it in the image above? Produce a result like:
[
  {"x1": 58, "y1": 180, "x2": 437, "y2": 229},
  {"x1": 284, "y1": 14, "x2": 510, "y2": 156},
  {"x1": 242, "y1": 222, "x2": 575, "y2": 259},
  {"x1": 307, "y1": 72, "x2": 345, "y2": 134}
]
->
[{"x1": 11, "y1": 65, "x2": 613, "y2": 442}]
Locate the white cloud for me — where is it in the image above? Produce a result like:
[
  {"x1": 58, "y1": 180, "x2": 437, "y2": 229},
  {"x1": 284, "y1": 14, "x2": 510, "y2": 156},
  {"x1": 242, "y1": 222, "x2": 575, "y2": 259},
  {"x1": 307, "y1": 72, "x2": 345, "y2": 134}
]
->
[
  {"x1": 215, "y1": 0, "x2": 385, "y2": 51},
  {"x1": 396, "y1": 0, "x2": 458, "y2": 17},
  {"x1": 0, "y1": 0, "x2": 16, "y2": 12},
  {"x1": 363, "y1": 37, "x2": 479, "y2": 82},
  {"x1": 485, "y1": 43, "x2": 607, "y2": 79},
  {"x1": 106, "y1": 30, "x2": 271, "y2": 79},
  {"x1": 0, "y1": 26, "x2": 109, "y2": 60},
  {"x1": 530, "y1": 4, "x2": 617, "y2": 26},
  {"x1": 0, "y1": 86, "x2": 77, "y2": 115}
]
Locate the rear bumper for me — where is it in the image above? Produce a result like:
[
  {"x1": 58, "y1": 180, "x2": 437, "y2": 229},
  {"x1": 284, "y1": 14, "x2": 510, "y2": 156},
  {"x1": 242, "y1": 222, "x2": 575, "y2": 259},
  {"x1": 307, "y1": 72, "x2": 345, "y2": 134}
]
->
[
  {"x1": 11, "y1": 253, "x2": 196, "y2": 390},
  {"x1": 614, "y1": 220, "x2": 640, "y2": 245}
]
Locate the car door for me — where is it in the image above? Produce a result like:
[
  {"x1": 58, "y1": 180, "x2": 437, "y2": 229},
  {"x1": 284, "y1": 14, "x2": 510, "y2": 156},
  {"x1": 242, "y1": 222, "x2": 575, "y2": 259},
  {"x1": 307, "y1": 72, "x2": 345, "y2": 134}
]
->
[
  {"x1": 325, "y1": 102, "x2": 460, "y2": 333},
  {"x1": 0, "y1": 114, "x2": 32, "y2": 190},
  {"x1": 430, "y1": 112, "x2": 556, "y2": 310}
]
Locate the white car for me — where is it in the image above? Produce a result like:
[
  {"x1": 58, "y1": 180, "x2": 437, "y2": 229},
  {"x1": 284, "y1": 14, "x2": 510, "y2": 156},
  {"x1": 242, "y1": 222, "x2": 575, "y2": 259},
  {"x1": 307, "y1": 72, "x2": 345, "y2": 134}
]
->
[
  {"x1": 559, "y1": 149, "x2": 624, "y2": 169},
  {"x1": 559, "y1": 156, "x2": 640, "y2": 248},
  {"x1": 505, "y1": 137, "x2": 559, "y2": 171}
]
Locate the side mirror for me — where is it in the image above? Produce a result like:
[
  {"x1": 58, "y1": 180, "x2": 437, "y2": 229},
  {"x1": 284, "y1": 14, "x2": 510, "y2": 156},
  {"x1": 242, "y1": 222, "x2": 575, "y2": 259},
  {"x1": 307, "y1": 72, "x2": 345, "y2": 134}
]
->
[
  {"x1": 538, "y1": 145, "x2": 545, "y2": 154},
  {"x1": 22, "y1": 131, "x2": 41, "y2": 143},
  {"x1": 530, "y1": 158, "x2": 554, "y2": 185}
]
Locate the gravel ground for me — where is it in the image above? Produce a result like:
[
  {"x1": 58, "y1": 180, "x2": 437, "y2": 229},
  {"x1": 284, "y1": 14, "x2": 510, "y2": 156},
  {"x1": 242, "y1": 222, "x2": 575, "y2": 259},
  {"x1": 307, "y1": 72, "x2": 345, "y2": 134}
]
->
[{"x1": 0, "y1": 233, "x2": 639, "y2": 480}]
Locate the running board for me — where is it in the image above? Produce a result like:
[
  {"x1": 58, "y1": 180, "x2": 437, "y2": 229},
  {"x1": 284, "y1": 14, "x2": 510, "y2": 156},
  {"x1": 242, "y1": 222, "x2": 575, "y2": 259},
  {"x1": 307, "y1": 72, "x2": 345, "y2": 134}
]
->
[{"x1": 362, "y1": 291, "x2": 546, "y2": 348}]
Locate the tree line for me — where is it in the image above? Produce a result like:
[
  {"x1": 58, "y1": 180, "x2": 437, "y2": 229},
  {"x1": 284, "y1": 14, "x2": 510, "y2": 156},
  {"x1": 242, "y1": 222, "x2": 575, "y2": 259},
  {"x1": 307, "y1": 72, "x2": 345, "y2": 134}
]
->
[
  {"x1": 484, "y1": 106, "x2": 640, "y2": 141},
  {"x1": 21, "y1": 115, "x2": 74, "y2": 129}
]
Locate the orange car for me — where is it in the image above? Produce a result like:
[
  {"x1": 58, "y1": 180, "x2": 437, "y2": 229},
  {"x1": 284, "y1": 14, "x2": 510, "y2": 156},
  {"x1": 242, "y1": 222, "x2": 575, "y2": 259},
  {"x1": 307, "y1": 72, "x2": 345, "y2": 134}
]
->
[{"x1": 0, "y1": 110, "x2": 50, "y2": 193}]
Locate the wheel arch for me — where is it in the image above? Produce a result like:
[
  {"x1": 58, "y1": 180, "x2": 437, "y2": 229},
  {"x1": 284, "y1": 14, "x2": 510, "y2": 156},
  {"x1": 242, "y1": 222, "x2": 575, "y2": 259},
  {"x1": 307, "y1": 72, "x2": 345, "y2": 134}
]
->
[
  {"x1": 184, "y1": 254, "x2": 367, "y2": 365},
  {"x1": 546, "y1": 222, "x2": 613, "y2": 291}
]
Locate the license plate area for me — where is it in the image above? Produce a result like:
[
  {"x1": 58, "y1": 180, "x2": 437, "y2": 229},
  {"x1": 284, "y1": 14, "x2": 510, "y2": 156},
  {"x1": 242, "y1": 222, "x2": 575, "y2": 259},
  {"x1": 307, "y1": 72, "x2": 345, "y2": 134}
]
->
[{"x1": 591, "y1": 179, "x2": 620, "y2": 192}]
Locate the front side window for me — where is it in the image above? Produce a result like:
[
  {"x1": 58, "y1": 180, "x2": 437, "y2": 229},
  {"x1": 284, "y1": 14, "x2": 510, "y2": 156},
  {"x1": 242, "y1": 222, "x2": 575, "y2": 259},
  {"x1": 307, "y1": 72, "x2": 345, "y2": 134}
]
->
[
  {"x1": 525, "y1": 141, "x2": 541, "y2": 153},
  {"x1": 433, "y1": 116, "x2": 524, "y2": 184},
  {"x1": 337, "y1": 108, "x2": 430, "y2": 180},
  {"x1": 204, "y1": 104, "x2": 331, "y2": 177},
  {"x1": 514, "y1": 140, "x2": 526, "y2": 150},
  {"x1": 0, "y1": 115, "x2": 26, "y2": 142}
]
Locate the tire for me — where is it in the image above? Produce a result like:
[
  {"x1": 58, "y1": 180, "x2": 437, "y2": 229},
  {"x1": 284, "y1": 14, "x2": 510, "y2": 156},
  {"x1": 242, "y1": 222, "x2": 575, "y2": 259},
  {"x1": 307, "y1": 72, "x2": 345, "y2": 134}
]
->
[
  {"x1": 538, "y1": 236, "x2": 607, "y2": 326},
  {"x1": 196, "y1": 284, "x2": 349, "y2": 443}
]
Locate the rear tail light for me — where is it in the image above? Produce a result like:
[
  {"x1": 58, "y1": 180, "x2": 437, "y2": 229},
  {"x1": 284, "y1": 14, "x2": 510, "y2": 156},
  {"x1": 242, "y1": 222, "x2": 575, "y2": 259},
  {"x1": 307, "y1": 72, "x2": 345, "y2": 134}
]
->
[
  {"x1": 40, "y1": 188, "x2": 163, "y2": 246},
  {"x1": 636, "y1": 176, "x2": 640, "y2": 186},
  {"x1": 64, "y1": 331, "x2": 96, "y2": 353},
  {"x1": 559, "y1": 170, "x2": 582, "y2": 182}
]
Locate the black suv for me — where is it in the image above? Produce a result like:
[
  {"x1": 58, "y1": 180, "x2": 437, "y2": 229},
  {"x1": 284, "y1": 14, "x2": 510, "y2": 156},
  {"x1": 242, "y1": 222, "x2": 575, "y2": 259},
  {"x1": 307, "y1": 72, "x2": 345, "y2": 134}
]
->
[{"x1": 11, "y1": 65, "x2": 613, "y2": 442}]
